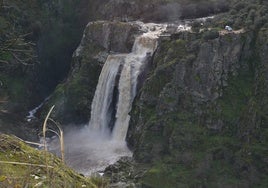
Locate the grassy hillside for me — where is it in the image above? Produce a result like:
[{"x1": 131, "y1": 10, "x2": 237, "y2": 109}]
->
[{"x1": 0, "y1": 134, "x2": 107, "y2": 187}]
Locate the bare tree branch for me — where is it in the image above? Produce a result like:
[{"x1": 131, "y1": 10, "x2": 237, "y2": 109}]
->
[
  {"x1": 0, "y1": 60, "x2": 9, "y2": 64},
  {"x1": 5, "y1": 49, "x2": 33, "y2": 53}
]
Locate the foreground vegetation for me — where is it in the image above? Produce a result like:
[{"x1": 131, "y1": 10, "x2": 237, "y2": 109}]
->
[{"x1": 0, "y1": 134, "x2": 107, "y2": 187}]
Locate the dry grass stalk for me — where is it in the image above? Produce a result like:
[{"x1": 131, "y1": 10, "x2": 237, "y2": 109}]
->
[
  {"x1": 42, "y1": 105, "x2": 55, "y2": 151},
  {"x1": 47, "y1": 118, "x2": 65, "y2": 163},
  {"x1": 42, "y1": 105, "x2": 55, "y2": 185},
  {"x1": 13, "y1": 135, "x2": 44, "y2": 147},
  {"x1": 0, "y1": 161, "x2": 53, "y2": 168}
]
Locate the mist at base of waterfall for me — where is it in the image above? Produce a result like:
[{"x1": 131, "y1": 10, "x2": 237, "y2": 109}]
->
[{"x1": 48, "y1": 126, "x2": 132, "y2": 176}]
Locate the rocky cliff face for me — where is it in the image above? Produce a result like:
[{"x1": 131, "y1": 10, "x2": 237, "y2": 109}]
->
[
  {"x1": 44, "y1": 1, "x2": 268, "y2": 186},
  {"x1": 47, "y1": 21, "x2": 140, "y2": 124},
  {"x1": 128, "y1": 31, "x2": 248, "y2": 154},
  {"x1": 126, "y1": 18, "x2": 268, "y2": 188},
  {"x1": 1, "y1": 0, "x2": 268, "y2": 187},
  {"x1": 0, "y1": 0, "x2": 231, "y2": 133}
]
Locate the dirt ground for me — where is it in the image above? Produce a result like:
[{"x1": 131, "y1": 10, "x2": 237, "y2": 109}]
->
[{"x1": 219, "y1": 28, "x2": 245, "y2": 35}]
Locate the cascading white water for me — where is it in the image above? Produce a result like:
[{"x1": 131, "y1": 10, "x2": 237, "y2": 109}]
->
[
  {"x1": 89, "y1": 55, "x2": 124, "y2": 134},
  {"x1": 89, "y1": 23, "x2": 166, "y2": 142},
  {"x1": 57, "y1": 23, "x2": 167, "y2": 175},
  {"x1": 112, "y1": 35, "x2": 159, "y2": 140},
  {"x1": 46, "y1": 19, "x2": 216, "y2": 176},
  {"x1": 48, "y1": 22, "x2": 170, "y2": 176}
]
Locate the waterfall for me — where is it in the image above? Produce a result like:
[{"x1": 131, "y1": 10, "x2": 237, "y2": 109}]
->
[
  {"x1": 89, "y1": 55, "x2": 124, "y2": 134},
  {"x1": 49, "y1": 22, "x2": 168, "y2": 175},
  {"x1": 112, "y1": 35, "x2": 159, "y2": 140},
  {"x1": 89, "y1": 23, "x2": 165, "y2": 141}
]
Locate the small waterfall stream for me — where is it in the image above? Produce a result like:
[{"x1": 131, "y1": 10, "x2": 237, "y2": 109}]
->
[{"x1": 26, "y1": 96, "x2": 50, "y2": 122}]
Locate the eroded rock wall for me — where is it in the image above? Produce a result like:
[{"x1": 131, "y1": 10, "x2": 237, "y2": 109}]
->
[
  {"x1": 47, "y1": 21, "x2": 140, "y2": 124},
  {"x1": 127, "y1": 28, "x2": 268, "y2": 188}
]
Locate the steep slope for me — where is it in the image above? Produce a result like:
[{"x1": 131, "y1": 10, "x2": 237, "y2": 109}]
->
[
  {"x1": 46, "y1": 21, "x2": 140, "y2": 124},
  {"x1": 126, "y1": 1, "x2": 268, "y2": 187},
  {"x1": 0, "y1": 134, "x2": 106, "y2": 187}
]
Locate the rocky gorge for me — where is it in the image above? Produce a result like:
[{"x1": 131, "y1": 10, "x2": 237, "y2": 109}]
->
[{"x1": 1, "y1": 0, "x2": 268, "y2": 187}]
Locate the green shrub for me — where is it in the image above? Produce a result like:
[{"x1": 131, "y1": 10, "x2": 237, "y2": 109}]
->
[{"x1": 203, "y1": 29, "x2": 219, "y2": 40}]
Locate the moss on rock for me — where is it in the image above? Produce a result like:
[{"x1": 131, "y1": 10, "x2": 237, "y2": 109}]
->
[{"x1": 127, "y1": 7, "x2": 268, "y2": 186}]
